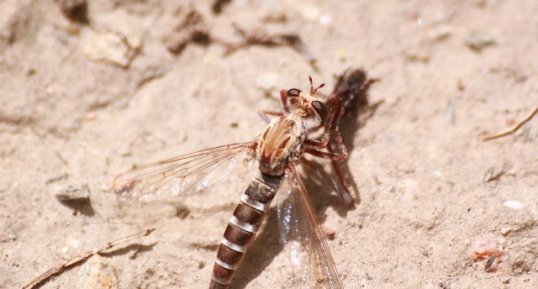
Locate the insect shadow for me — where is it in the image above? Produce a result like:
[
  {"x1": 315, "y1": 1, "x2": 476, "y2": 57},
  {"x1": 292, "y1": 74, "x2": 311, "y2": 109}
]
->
[{"x1": 231, "y1": 69, "x2": 380, "y2": 288}]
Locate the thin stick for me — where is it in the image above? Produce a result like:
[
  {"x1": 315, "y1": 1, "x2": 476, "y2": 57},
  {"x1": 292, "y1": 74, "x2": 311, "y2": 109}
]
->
[
  {"x1": 483, "y1": 106, "x2": 538, "y2": 141},
  {"x1": 21, "y1": 228, "x2": 155, "y2": 289}
]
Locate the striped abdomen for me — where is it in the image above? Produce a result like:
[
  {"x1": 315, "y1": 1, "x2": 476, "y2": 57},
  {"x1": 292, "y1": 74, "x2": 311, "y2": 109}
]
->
[{"x1": 210, "y1": 173, "x2": 281, "y2": 289}]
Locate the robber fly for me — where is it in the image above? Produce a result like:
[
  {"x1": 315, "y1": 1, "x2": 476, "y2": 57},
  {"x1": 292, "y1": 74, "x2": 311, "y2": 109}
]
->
[{"x1": 113, "y1": 70, "x2": 372, "y2": 288}]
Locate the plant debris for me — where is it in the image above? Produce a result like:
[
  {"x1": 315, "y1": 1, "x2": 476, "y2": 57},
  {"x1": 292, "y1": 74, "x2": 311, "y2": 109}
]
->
[
  {"x1": 163, "y1": 8, "x2": 211, "y2": 54},
  {"x1": 223, "y1": 24, "x2": 318, "y2": 71},
  {"x1": 22, "y1": 228, "x2": 155, "y2": 289},
  {"x1": 483, "y1": 106, "x2": 538, "y2": 141}
]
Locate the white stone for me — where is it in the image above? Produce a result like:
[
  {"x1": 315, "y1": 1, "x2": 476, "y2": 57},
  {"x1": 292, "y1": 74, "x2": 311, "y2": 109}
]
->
[{"x1": 503, "y1": 200, "x2": 524, "y2": 210}]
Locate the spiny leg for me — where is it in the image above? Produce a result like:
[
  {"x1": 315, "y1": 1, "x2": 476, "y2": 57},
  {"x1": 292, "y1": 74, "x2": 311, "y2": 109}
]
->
[
  {"x1": 318, "y1": 95, "x2": 355, "y2": 204},
  {"x1": 326, "y1": 125, "x2": 354, "y2": 205},
  {"x1": 258, "y1": 110, "x2": 283, "y2": 124},
  {"x1": 279, "y1": 90, "x2": 290, "y2": 113},
  {"x1": 304, "y1": 138, "x2": 329, "y2": 148},
  {"x1": 304, "y1": 147, "x2": 347, "y2": 161}
]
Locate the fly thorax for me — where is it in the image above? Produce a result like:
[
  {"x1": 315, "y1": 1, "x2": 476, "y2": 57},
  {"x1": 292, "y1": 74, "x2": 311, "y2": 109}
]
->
[
  {"x1": 302, "y1": 115, "x2": 322, "y2": 131},
  {"x1": 256, "y1": 117, "x2": 302, "y2": 176}
]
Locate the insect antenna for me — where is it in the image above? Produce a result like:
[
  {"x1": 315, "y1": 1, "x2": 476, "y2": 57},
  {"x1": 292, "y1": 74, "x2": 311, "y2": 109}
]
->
[{"x1": 309, "y1": 75, "x2": 325, "y2": 95}]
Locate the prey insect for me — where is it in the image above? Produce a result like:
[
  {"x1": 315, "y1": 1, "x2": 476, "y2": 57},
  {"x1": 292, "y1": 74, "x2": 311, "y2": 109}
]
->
[{"x1": 113, "y1": 72, "x2": 370, "y2": 288}]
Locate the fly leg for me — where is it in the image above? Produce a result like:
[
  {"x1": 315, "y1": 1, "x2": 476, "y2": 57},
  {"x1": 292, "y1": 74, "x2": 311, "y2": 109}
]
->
[
  {"x1": 304, "y1": 139, "x2": 347, "y2": 161},
  {"x1": 326, "y1": 96, "x2": 356, "y2": 205},
  {"x1": 304, "y1": 144, "x2": 354, "y2": 205},
  {"x1": 259, "y1": 89, "x2": 289, "y2": 123},
  {"x1": 326, "y1": 131, "x2": 355, "y2": 205},
  {"x1": 258, "y1": 110, "x2": 283, "y2": 123},
  {"x1": 314, "y1": 96, "x2": 356, "y2": 205},
  {"x1": 279, "y1": 90, "x2": 290, "y2": 113},
  {"x1": 258, "y1": 89, "x2": 289, "y2": 123},
  {"x1": 304, "y1": 147, "x2": 346, "y2": 161},
  {"x1": 304, "y1": 138, "x2": 328, "y2": 148}
]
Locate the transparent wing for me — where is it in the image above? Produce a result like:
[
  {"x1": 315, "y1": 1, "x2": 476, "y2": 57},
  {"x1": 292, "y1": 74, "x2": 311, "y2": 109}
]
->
[
  {"x1": 112, "y1": 142, "x2": 256, "y2": 202},
  {"x1": 276, "y1": 164, "x2": 344, "y2": 289}
]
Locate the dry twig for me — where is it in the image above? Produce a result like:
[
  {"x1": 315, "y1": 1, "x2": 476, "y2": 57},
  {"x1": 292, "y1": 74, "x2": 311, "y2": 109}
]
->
[
  {"x1": 223, "y1": 24, "x2": 318, "y2": 71},
  {"x1": 21, "y1": 228, "x2": 155, "y2": 289},
  {"x1": 483, "y1": 106, "x2": 538, "y2": 141}
]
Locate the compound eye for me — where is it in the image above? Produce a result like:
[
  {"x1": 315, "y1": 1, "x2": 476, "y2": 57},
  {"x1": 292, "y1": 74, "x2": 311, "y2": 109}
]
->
[
  {"x1": 286, "y1": 88, "x2": 301, "y2": 98},
  {"x1": 311, "y1": 100, "x2": 328, "y2": 122}
]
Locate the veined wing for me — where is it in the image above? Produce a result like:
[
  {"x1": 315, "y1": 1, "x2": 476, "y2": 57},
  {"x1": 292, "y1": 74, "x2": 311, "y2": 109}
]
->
[
  {"x1": 276, "y1": 164, "x2": 344, "y2": 289},
  {"x1": 112, "y1": 142, "x2": 257, "y2": 202}
]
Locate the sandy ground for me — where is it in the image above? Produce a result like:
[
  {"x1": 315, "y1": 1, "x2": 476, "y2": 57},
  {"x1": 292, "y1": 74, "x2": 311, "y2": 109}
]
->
[{"x1": 1, "y1": 0, "x2": 537, "y2": 289}]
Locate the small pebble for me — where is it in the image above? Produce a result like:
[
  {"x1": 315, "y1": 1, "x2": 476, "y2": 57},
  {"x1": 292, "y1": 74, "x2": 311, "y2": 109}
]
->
[
  {"x1": 83, "y1": 31, "x2": 138, "y2": 67},
  {"x1": 457, "y1": 79, "x2": 465, "y2": 91},
  {"x1": 466, "y1": 30, "x2": 496, "y2": 52},
  {"x1": 503, "y1": 200, "x2": 524, "y2": 210},
  {"x1": 500, "y1": 227, "x2": 511, "y2": 236},
  {"x1": 55, "y1": 183, "x2": 90, "y2": 202},
  {"x1": 325, "y1": 230, "x2": 336, "y2": 240},
  {"x1": 483, "y1": 167, "x2": 503, "y2": 182},
  {"x1": 76, "y1": 256, "x2": 119, "y2": 289}
]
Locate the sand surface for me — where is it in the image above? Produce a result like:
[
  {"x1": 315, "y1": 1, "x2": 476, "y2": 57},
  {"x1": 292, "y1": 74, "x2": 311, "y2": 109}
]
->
[{"x1": 1, "y1": 1, "x2": 537, "y2": 289}]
